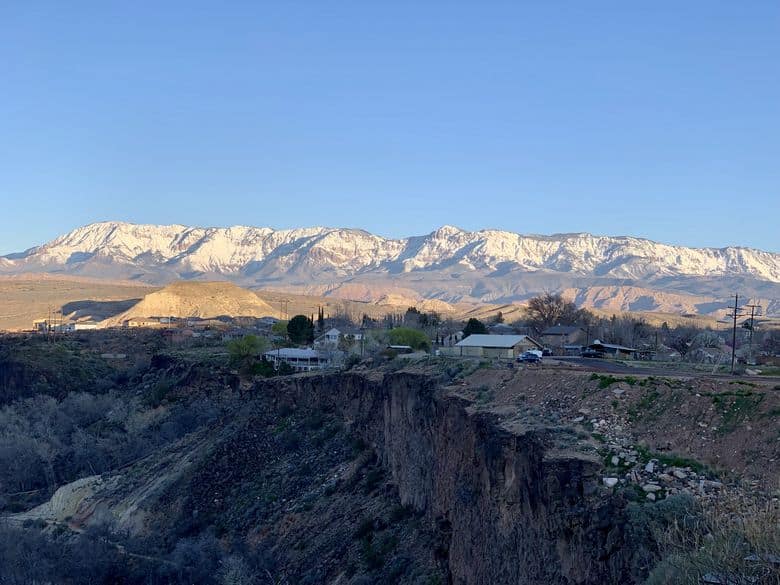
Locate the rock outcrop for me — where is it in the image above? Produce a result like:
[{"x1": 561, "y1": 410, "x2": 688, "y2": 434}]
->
[
  {"x1": 266, "y1": 372, "x2": 630, "y2": 584},
  {"x1": 12, "y1": 369, "x2": 632, "y2": 583}
]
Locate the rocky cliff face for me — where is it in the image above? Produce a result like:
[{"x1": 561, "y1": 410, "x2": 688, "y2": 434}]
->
[
  {"x1": 268, "y1": 371, "x2": 630, "y2": 584},
  {"x1": 8, "y1": 365, "x2": 631, "y2": 583}
]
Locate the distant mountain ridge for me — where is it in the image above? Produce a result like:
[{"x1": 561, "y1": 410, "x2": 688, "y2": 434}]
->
[{"x1": 2, "y1": 221, "x2": 779, "y2": 316}]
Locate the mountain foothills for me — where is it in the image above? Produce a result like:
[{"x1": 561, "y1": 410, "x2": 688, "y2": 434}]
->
[
  {"x1": 2, "y1": 222, "x2": 779, "y2": 316},
  {"x1": 104, "y1": 281, "x2": 282, "y2": 326}
]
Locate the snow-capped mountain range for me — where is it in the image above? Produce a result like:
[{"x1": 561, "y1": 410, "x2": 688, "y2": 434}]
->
[{"x1": 2, "y1": 221, "x2": 779, "y2": 315}]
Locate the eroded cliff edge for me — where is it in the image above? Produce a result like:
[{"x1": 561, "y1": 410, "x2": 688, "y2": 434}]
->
[
  {"x1": 263, "y1": 371, "x2": 630, "y2": 584},
  {"x1": 7, "y1": 364, "x2": 632, "y2": 584}
]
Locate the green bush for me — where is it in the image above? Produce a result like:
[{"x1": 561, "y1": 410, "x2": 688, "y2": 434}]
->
[
  {"x1": 250, "y1": 357, "x2": 276, "y2": 377},
  {"x1": 388, "y1": 328, "x2": 430, "y2": 351},
  {"x1": 277, "y1": 361, "x2": 295, "y2": 376},
  {"x1": 227, "y1": 334, "x2": 268, "y2": 366},
  {"x1": 344, "y1": 354, "x2": 362, "y2": 370}
]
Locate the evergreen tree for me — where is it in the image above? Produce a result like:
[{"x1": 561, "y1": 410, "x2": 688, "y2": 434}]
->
[
  {"x1": 463, "y1": 318, "x2": 488, "y2": 336},
  {"x1": 287, "y1": 315, "x2": 315, "y2": 344}
]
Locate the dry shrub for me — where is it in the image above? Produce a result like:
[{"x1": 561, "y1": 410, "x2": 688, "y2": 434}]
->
[{"x1": 646, "y1": 491, "x2": 780, "y2": 584}]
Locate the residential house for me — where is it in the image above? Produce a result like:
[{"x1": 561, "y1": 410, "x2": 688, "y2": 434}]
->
[
  {"x1": 32, "y1": 318, "x2": 69, "y2": 333},
  {"x1": 586, "y1": 340, "x2": 637, "y2": 359},
  {"x1": 440, "y1": 331, "x2": 464, "y2": 347},
  {"x1": 454, "y1": 334, "x2": 542, "y2": 359},
  {"x1": 124, "y1": 317, "x2": 165, "y2": 328},
  {"x1": 488, "y1": 323, "x2": 517, "y2": 335},
  {"x1": 540, "y1": 325, "x2": 588, "y2": 354},
  {"x1": 314, "y1": 328, "x2": 363, "y2": 351},
  {"x1": 32, "y1": 319, "x2": 92, "y2": 333},
  {"x1": 263, "y1": 348, "x2": 338, "y2": 372},
  {"x1": 314, "y1": 327, "x2": 342, "y2": 348}
]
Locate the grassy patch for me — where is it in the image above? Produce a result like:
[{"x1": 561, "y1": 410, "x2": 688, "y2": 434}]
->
[
  {"x1": 643, "y1": 494, "x2": 780, "y2": 585},
  {"x1": 590, "y1": 373, "x2": 620, "y2": 389},
  {"x1": 729, "y1": 380, "x2": 758, "y2": 388},
  {"x1": 627, "y1": 388, "x2": 662, "y2": 422},
  {"x1": 474, "y1": 385, "x2": 494, "y2": 404},
  {"x1": 589, "y1": 373, "x2": 639, "y2": 389},
  {"x1": 711, "y1": 392, "x2": 765, "y2": 434},
  {"x1": 634, "y1": 445, "x2": 712, "y2": 476}
]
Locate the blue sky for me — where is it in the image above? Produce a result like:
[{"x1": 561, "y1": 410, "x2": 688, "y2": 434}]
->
[{"x1": 1, "y1": 1, "x2": 778, "y2": 254}]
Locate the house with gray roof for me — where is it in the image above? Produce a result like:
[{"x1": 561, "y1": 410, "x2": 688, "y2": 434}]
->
[
  {"x1": 540, "y1": 325, "x2": 587, "y2": 352},
  {"x1": 455, "y1": 334, "x2": 542, "y2": 359}
]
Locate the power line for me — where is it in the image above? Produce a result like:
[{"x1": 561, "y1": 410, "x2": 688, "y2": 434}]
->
[
  {"x1": 743, "y1": 302, "x2": 762, "y2": 363},
  {"x1": 725, "y1": 293, "x2": 745, "y2": 375},
  {"x1": 278, "y1": 298, "x2": 290, "y2": 320}
]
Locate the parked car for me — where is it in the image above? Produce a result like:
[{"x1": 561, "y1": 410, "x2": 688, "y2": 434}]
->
[
  {"x1": 517, "y1": 351, "x2": 542, "y2": 363},
  {"x1": 542, "y1": 347, "x2": 553, "y2": 356}
]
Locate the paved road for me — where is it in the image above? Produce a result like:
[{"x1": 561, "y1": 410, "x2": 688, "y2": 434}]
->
[{"x1": 547, "y1": 356, "x2": 780, "y2": 382}]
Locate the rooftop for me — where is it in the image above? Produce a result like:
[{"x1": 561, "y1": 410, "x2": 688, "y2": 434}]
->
[
  {"x1": 456, "y1": 334, "x2": 538, "y2": 348},
  {"x1": 588, "y1": 340, "x2": 637, "y2": 352},
  {"x1": 264, "y1": 348, "x2": 322, "y2": 359},
  {"x1": 541, "y1": 325, "x2": 584, "y2": 335}
]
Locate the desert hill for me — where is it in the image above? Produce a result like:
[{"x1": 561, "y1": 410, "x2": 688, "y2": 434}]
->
[{"x1": 106, "y1": 281, "x2": 281, "y2": 325}]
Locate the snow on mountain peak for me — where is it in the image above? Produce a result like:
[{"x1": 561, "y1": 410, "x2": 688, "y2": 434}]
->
[{"x1": 2, "y1": 221, "x2": 778, "y2": 285}]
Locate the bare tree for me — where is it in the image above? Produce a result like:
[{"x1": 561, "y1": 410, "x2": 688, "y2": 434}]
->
[{"x1": 523, "y1": 293, "x2": 590, "y2": 334}]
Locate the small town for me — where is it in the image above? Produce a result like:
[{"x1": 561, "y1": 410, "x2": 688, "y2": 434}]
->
[
  {"x1": 23, "y1": 289, "x2": 780, "y2": 378},
  {"x1": 1, "y1": 2, "x2": 778, "y2": 583}
]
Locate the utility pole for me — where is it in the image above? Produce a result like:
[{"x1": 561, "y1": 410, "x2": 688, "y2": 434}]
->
[
  {"x1": 278, "y1": 299, "x2": 289, "y2": 321},
  {"x1": 743, "y1": 303, "x2": 762, "y2": 365},
  {"x1": 725, "y1": 294, "x2": 744, "y2": 375}
]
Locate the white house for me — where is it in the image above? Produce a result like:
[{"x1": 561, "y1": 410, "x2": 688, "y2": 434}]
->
[
  {"x1": 314, "y1": 327, "x2": 342, "y2": 347},
  {"x1": 314, "y1": 328, "x2": 363, "y2": 349},
  {"x1": 263, "y1": 348, "x2": 338, "y2": 372}
]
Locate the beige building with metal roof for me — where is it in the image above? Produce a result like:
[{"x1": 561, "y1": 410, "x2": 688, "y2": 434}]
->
[{"x1": 454, "y1": 334, "x2": 542, "y2": 359}]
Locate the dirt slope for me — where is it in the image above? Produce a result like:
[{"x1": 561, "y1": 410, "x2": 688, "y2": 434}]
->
[{"x1": 106, "y1": 281, "x2": 281, "y2": 324}]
